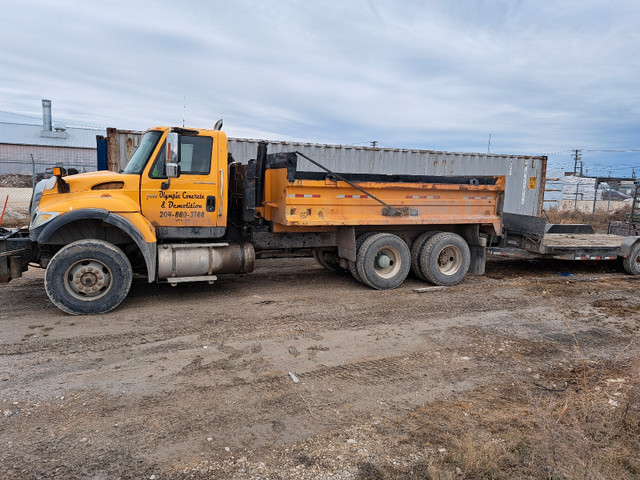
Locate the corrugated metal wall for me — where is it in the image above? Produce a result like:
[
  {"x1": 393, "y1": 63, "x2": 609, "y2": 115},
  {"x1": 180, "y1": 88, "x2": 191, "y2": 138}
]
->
[{"x1": 228, "y1": 139, "x2": 547, "y2": 217}]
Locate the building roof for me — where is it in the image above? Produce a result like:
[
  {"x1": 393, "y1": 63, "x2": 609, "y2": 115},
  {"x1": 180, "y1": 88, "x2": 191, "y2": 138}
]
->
[{"x1": 0, "y1": 110, "x2": 105, "y2": 149}]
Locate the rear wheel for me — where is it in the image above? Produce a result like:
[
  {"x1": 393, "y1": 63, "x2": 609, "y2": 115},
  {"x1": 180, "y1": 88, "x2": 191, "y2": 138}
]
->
[
  {"x1": 349, "y1": 232, "x2": 378, "y2": 284},
  {"x1": 623, "y1": 242, "x2": 640, "y2": 275},
  {"x1": 356, "y1": 233, "x2": 410, "y2": 289},
  {"x1": 45, "y1": 239, "x2": 133, "y2": 315},
  {"x1": 410, "y1": 231, "x2": 440, "y2": 281},
  {"x1": 313, "y1": 248, "x2": 347, "y2": 274},
  {"x1": 419, "y1": 232, "x2": 470, "y2": 286}
]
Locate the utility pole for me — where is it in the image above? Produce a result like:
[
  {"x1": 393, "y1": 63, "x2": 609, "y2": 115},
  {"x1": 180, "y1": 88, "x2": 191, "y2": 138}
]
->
[{"x1": 573, "y1": 149, "x2": 582, "y2": 175}]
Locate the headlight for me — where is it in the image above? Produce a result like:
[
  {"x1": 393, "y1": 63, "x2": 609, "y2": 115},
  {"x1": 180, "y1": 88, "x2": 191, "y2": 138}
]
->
[
  {"x1": 29, "y1": 177, "x2": 59, "y2": 228},
  {"x1": 30, "y1": 212, "x2": 59, "y2": 229},
  {"x1": 44, "y1": 176, "x2": 57, "y2": 191}
]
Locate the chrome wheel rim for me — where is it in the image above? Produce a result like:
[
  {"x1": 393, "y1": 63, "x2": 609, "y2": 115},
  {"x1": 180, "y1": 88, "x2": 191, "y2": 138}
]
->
[
  {"x1": 374, "y1": 246, "x2": 401, "y2": 279},
  {"x1": 64, "y1": 259, "x2": 112, "y2": 301},
  {"x1": 437, "y1": 245, "x2": 462, "y2": 276}
]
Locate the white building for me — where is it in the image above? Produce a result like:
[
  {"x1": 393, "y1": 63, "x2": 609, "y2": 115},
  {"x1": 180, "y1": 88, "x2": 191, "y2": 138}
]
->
[{"x1": 0, "y1": 100, "x2": 105, "y2": 176}]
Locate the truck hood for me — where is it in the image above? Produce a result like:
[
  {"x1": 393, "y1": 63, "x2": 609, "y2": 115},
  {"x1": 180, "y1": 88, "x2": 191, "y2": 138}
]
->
[
  {"x1": 34, "y1": 171, "x2": 142, "y2": 219},
  {"x1": 61, "y1": 171, "x2": 139, "y2": 191}
]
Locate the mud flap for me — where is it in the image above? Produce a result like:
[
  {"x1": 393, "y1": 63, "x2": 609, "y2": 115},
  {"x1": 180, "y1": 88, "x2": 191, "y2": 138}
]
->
[
  {"x1": 469, "y1": 244, "x2": 486, "y2": 275},
  {"x1": 459, "y1": 225, "x2": 487, "y2": 275},
  {"x1": 337, "y1": 226, "x2": 356, "y2": 262}
]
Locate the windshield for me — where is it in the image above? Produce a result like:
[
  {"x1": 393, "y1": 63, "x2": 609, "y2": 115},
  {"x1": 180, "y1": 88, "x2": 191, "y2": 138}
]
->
[{"x1": 123, "y1": 131, "x2": 163, "y2": 174}]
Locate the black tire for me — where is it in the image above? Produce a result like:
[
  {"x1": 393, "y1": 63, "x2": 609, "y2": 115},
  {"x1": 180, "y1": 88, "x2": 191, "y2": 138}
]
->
[
  {"x1": 313, "y1": 248, "x2": 347, "y2": 274},
  {"x1": 419, "y1": 232, "x2": 470, "y2": 286},
  {"x1": 356, "y1": 233, "x2": 411, "y2": 290},
  {"x1": 410, "y1": 231, "x2": 440, "y2": 281},
  {"x1": 45, "y1": 239, "x2": 133, "y2": 315},
  {"x1": 349, "y1": 232, "x2": 378, "y2": 284},
  {"x1": 623, "y1": 242, "x2": 640, "y2": 275}
]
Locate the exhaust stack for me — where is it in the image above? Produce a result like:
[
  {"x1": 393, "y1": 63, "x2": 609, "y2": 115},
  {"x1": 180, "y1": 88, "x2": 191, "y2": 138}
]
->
[{"x1": 42, "y1": 99, "x2": 52, "y2": 132}]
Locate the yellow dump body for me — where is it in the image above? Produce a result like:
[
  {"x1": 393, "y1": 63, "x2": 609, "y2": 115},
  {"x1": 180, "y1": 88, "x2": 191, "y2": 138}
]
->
[{"x1": 260, "y1": 166, "x2": 505, "y2": 234}]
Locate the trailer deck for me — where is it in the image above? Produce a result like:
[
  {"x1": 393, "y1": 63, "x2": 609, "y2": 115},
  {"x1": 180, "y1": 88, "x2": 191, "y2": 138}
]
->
[
  {"x1": 542, "y1": 233, "x2": 626, "y2": 249},
  {"x1": 489, "y1": 231, "x2": 634, "y2": 261}
]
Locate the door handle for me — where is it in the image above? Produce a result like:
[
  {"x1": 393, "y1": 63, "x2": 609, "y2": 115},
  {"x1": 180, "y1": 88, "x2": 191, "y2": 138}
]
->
[
  {"x1": 206, "y1": 196, "x2": 216, "y2": 212},
  {"x1": 219, "y1": 169, "x2": 224, "y2": 217}
]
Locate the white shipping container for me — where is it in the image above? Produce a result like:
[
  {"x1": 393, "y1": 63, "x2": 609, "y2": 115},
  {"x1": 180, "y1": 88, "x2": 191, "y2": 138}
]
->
[
  {"x1": 228, "y1": 138, "x2": 547, "y2": 217},
  {"x1": 102, "y1": 129, "x2": 548, "y2": 218}
]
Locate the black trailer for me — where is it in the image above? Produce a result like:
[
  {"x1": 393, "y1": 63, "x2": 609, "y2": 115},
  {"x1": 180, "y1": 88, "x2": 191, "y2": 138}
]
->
[{"x1": 488, "y1": 213, "x2": 640, "y2": 274}]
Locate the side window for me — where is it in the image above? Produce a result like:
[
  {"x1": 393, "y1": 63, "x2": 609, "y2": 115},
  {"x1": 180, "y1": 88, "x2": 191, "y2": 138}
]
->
[
  {"x1": 180, "y1": 136, "x2": 212, "y2": 175},
  {"x1": 149, "y1": 135, "x2": 212, "y2": 178},
  {"x1": 150, "y1": 143, "x2": 166, "y2": 178}
]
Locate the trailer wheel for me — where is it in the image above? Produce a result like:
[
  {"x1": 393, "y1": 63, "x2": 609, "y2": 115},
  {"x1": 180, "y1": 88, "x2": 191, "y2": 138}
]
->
[
  {"x1": 349, "y1": 232, "x2": 378, "y2": 284},
  {"x1": 313, "y1": 248, "x2": 347, "y2": 274},
  {"x1": 45, "y1": 239, "x2": 133, "y2": 315},
  {"x1": 419, "y1": 232, "x2": 470, "y2": 286},
  {"x1": 356, "y1": 233, "x2": 410, "y2": 289},
  {"x1": 623, "y1": 242, "x2": 640, "y2": 275},
  {"x1": 410, "y1": 231, "x2": 440, "y2": 281}
]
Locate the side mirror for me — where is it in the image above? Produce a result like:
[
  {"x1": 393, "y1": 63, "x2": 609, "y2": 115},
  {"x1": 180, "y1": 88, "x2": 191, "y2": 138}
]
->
[
  {"x1": 166, "y1": 162, "x2": 180, "y2": 179},
  {"x1": 166, "y1": 132, "x2": 179, "y2": 164},
  {"x1": 161, "y1": 132, "x2": 180, "y2": 189}
]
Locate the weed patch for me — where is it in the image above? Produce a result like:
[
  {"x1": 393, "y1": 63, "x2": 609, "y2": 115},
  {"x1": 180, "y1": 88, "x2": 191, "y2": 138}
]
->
[{"x1": 387, "y1": 359, "x2": 640, "y2": 479}]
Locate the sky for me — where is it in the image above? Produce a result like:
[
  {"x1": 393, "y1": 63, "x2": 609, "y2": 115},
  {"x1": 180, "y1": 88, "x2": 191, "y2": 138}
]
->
[{"x1": 1, "y1": 0, "x2": 639, "y2": 177}]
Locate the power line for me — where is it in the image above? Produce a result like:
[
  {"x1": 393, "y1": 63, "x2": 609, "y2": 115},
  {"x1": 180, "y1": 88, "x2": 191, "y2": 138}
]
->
[{"x1": 543, "y1": 148, "x2": 640, "y2": 155}]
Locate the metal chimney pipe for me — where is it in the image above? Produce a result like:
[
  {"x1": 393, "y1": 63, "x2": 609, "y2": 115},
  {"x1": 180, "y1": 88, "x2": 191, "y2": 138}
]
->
[{"x1": 42, "y1": 99, "x2": 52, "y2": 131}]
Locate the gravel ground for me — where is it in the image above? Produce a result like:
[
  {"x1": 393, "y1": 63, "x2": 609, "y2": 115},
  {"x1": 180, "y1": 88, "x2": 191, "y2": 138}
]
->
[{"x1": 1, "y1": 256, "x2": 639, "y2": 478}]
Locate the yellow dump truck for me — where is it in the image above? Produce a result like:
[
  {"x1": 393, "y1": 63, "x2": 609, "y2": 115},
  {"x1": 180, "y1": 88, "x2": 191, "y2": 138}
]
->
[{"x1": 1, "y1": 126, "x2": 507, "y2": 314}]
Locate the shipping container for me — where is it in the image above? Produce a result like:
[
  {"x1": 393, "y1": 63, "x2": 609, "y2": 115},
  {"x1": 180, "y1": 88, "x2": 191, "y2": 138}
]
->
[
  {"x1": 228, "y1": 139, "x2": 546, "y2": 217},
  {"x1": 98, "y1": 129, "x2": 546, "y2": 218}
]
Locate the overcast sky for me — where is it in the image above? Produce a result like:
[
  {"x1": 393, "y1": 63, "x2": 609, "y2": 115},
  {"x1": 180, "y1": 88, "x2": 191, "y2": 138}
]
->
[{"x1": 1, "y1": 0, "x2": 639, "y2": 175}]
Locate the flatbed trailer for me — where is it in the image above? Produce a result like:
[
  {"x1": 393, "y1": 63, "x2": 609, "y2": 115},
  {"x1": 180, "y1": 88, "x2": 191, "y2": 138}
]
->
[{"x1": 488, "y1": 214, "x2": 640, "y2": 274}]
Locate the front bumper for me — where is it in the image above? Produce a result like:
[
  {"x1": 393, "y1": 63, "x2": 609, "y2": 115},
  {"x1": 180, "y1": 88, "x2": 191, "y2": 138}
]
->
[{"x1": 0, "y1": 228, "x2": 35, "y2": 282}]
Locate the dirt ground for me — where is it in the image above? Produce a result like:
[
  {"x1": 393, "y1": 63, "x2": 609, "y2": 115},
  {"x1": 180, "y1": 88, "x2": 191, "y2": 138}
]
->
[
  {"x1": 1, "y1": 257, "x2": 639, "y2": 479},
  {"x1": 0, "y1": 187, "x2": 31, "y2": 227}
]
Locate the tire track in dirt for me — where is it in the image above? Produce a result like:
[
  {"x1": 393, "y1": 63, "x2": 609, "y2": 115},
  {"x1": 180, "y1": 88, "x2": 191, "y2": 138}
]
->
[{"x1": 2, "y1": 258, "x2": 640, "y2": 478}]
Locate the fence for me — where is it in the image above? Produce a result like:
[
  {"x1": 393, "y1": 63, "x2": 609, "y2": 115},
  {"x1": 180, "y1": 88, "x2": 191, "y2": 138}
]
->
[
  {"x1": 0, "y1": 147, "x2": 98, "y2": 226},
  {"x1": 544, "y1": 175, "x2": 634, "y2": 214}
]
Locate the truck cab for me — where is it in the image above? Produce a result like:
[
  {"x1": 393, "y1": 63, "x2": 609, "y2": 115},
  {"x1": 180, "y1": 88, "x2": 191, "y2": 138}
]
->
[
  {"x1": 23, "y1": 127, "x2": 253, "y2": 315},
  {"x1": 30, "y1": 127, "x2": 229, "y2": 243}
]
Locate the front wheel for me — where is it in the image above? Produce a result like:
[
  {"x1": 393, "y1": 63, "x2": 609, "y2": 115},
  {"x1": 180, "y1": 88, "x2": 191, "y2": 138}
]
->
[{"x1": 45, "y1": 239, "x2": 133, "y2": 315}]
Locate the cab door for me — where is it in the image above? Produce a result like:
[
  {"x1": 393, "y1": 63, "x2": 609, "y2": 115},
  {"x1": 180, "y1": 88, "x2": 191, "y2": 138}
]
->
[{"x1": 140, "y1": 131, "x2": 226, "y2": 238}]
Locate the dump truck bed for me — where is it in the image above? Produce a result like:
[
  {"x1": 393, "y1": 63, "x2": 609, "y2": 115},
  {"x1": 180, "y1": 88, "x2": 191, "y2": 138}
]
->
[{"x1": 259, "y1": 153, "x2": 505, "y2": 234}]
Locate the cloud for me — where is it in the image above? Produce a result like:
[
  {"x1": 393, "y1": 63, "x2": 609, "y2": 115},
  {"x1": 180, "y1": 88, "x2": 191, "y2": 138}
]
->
[{"x1": 1, "y1": 0, "x2": 638, "y2": 175}]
